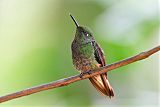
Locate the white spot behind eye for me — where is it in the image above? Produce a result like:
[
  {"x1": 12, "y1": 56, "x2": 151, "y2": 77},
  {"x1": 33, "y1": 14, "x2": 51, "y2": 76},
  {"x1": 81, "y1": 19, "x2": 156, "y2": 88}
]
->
[{"x1": 86, "y1": 34, "x2": 89, "y2": 36}]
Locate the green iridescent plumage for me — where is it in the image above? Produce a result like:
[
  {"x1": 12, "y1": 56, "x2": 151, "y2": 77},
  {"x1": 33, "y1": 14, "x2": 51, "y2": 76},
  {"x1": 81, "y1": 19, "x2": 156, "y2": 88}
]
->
[{"x1": 70, "y1": 14, "x2": 114, "y2": 97}]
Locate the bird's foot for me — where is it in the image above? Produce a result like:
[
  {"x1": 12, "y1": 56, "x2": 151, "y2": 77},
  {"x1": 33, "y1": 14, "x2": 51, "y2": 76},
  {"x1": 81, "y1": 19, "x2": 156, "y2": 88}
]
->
[
  {"x1": 86, "y1": 70, "x2": 91, "y2": 75},
  {"x1": 79, "y1": 72, "x2": 84, "y2": 78},
  {"x1": 79, "y1": 70, "x2": 91, "y2": 78}
]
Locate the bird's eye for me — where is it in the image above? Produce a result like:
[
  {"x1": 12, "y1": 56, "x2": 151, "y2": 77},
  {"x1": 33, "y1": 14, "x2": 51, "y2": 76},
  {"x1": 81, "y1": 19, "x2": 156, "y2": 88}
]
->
[{"x1": 86, "y1": 34, "x2": 89, "y2": 37}]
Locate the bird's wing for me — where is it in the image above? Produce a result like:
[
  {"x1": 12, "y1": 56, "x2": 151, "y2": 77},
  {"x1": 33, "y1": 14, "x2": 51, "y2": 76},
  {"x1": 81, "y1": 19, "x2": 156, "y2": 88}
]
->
[
  {"x1": 92, "y1": 41, "x2": 106, "y2": 66},
  {"x1": 90, "y1": 41, "x2": 114, "y2": 97}
]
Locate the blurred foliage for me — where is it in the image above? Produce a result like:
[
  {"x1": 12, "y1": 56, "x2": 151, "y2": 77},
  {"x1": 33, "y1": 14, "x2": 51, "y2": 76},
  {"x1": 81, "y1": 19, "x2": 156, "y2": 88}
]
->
[{"x1": 0, "y1": 0, "x2": 159, "y2": 107}]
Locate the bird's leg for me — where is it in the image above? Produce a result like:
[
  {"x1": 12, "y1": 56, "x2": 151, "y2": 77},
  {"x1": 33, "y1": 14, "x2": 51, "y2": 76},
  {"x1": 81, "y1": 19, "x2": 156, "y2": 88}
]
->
[
  {"x1": 79, "y1": 72, "x2": 85, "y2": 78},
  {"x1": 79, "y1": 70, "x2": 91, "y2": 78},
  {"x1": 86, "y1": 70, "x2": 92, "y2": 75}
]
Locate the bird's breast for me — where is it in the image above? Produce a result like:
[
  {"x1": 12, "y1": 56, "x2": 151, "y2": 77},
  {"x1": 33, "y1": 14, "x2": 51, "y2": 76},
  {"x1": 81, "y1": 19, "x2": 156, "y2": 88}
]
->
[{"x1": 71, "y1": 41, "x2": 97, "y2": 72}]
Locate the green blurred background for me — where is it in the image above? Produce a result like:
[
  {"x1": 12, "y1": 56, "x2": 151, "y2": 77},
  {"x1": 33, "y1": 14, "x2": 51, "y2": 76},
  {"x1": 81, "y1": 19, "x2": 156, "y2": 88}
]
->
[{"x1": 0, "y1": 0, "x2": 159, "y2": 107}]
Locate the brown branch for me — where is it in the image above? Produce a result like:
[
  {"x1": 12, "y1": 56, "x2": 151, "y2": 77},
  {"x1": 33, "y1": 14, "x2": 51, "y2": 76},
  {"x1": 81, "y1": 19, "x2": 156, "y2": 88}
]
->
[{"x1": 0, "y1": 46, "x2": 159, "y2": 103}]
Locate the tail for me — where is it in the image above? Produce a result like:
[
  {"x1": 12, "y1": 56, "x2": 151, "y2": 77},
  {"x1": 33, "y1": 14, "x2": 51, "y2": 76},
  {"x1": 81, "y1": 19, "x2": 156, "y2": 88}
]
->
[{"x1": 89, "y1": 73, "x2": 114, "y2": 98}]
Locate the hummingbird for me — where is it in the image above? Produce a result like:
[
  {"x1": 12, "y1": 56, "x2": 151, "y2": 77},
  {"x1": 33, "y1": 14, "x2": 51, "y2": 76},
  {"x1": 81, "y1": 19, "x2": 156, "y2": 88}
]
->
[{"x1": 70, "y1": 14, "x2": 114, "y2": 97}]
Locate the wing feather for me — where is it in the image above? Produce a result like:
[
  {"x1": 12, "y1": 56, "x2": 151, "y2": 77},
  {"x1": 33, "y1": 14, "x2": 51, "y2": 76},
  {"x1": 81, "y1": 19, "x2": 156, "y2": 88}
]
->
[{"x1": 89, "y1": 41, "x2": 114, "y2": 97}]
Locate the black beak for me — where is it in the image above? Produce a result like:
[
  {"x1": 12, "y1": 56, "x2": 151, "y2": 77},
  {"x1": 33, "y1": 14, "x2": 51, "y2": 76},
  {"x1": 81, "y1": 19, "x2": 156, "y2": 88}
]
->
[{"x1": 70, "y1": 14, "x2": 79, "y2": 28}]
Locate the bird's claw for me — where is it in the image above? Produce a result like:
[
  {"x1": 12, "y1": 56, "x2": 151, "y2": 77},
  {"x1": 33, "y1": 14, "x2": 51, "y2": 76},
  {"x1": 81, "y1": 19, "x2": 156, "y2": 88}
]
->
[
  {"x1": 79, "y1": 70, "x2": 91, "y2": 78},
  {"x1": 79, "y1": 72, "x2": 84, "y2": 78}
]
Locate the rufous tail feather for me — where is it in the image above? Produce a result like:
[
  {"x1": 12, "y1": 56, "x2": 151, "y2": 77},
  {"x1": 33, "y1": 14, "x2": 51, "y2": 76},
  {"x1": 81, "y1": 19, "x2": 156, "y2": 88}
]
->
[{"x1": 89, "y1": 73, "x2": 114, "y2": 98}]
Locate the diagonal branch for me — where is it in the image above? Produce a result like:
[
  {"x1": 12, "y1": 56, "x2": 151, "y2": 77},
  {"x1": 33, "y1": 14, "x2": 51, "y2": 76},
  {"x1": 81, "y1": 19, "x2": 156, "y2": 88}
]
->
[{"x1": 0, "y1": 46, "x2": 159, "y2": 103}]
